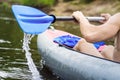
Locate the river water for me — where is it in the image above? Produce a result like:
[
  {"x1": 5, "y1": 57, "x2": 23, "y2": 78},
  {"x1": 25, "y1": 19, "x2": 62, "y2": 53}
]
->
[
  {"x1": 0, "y1": 6, "x2": 82, "y2": 80},
  {"x1": 0, "y1": 7, "x2": 65, "y2": 80},
  {"x1": 1, "y1": 6, "x2": 111, "y2": 80}
]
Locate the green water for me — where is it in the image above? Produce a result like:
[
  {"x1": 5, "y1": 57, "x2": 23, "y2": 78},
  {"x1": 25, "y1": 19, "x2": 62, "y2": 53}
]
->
[
  {"x1": 1, "y1": 6, "x2": 113, "y2": 80},
  {"x1": 0, "y1": 8, "x2": 60, "y2": 80}
]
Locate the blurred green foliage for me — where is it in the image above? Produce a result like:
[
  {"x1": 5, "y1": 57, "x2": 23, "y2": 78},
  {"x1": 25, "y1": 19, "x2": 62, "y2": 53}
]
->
[
  {"x1": 0, "y1": 0, "x2": 57, "y2": 8},
  {"x1": 80, "y1": 0, "x2": 94, "y2": 3},
  {"x1": 0, "y1": 0, "x2": 96, "y2": 8},
  {"x1": 18, "y1": 0, "x2": 56, "y2": 6},
  {"x1": 63, "y1": 0, "x2": 94, "y2": 3}
]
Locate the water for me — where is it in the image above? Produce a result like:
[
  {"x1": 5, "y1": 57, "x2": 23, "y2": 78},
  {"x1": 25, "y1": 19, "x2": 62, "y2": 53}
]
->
[
  {"x1": 0, "y1": 5, "x2": 97, "y2": 80},
  {"x1": 0, "y1": 7, "x2": 59, "y2": 80},
  {"x1": 0, "y1": 18, "x2": 37, "y2": 80},
  {"x1": 22, "y1": 33, "x2": 42, "y2": 80}
]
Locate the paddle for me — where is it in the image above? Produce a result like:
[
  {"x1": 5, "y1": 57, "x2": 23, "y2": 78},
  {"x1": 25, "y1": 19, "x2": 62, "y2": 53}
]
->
[{"x1": 12, "y1": 5, "x2": 105, "y2": 34}]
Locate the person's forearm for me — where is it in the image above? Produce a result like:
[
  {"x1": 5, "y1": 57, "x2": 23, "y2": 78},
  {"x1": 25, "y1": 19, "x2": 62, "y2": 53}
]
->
[{"x1": 78, "y1": 18, "x2": 95, "y2": 40}]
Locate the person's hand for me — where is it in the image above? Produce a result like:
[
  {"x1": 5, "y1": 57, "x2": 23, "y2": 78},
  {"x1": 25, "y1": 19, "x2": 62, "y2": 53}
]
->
[
  {"x1": 99, "y1": 13, "x2": 111, "y2": 23},
  {"x1": 72, "y1": 11, "x2": 85, "y2": 23}
]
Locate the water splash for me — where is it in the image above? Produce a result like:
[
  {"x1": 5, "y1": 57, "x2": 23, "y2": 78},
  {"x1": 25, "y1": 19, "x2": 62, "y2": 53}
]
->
[{"x1": 22, "y1": 33, "x2": 43, "y2": 80}]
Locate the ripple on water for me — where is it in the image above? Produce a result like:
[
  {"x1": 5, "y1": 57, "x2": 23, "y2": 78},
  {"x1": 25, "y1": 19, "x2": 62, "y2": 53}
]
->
[{"x1": 0, "y1": 68, "x2": 32, "y2": 80}]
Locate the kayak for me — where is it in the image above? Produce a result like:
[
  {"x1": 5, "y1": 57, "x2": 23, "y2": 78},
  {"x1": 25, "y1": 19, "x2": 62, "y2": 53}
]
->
[
  {"x1": 37, "y1": 28, "x2": 120, "y2": 80},
  {"x1": 11, "y1": 5, "x2": 120, "y2": 80}
]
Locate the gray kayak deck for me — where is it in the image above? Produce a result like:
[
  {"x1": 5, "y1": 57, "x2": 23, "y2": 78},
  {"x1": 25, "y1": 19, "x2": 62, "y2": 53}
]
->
[{"x1": 37, "y1": 29, "x2": 120, "y2": 80}]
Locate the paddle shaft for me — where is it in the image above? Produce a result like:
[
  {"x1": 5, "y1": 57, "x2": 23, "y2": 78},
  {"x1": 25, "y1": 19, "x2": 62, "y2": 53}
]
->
[{"x1": 55, "y1": 16, "x2": 105, "y2": 22}]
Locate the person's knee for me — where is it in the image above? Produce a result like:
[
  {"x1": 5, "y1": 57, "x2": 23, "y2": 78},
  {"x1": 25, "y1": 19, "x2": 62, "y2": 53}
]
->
[
  {"x1": 77, "y1": 38, "x2": 88, "y2": 46},
  {"x1": 73, "y1": 38, "x2": 87, "y2": 51},
  {"x1": 100, "y1": 45, "x2": 114, "y2": 60},
  {"x1": 101, "y1": 45, "x2": 114, "y2": 53}
]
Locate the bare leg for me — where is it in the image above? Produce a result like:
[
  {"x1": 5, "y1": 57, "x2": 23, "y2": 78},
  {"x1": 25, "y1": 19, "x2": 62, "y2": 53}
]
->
[
  {"x1": 72, "y1": 12, "x2": 120, "y2": 61},
  {"x1": 113, "y1": 49, "x2": 120, "y2": 62},
  {"x1": 73, "y1": 38, "x2": 104, "y2": 58},
  {"x1": 100, "y1": 45, "x2": 114, "y2": 60}
]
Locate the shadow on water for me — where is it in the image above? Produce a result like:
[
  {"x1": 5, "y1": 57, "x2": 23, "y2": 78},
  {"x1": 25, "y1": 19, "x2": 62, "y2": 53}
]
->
[{"x1": 0, "y1": 7, "x2": 60, "y2": 80}]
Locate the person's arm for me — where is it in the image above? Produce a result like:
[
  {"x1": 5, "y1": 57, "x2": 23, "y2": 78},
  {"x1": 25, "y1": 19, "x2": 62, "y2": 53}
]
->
[{"x1": 72, "y1": 11, "x2": 120, "y2": 42}]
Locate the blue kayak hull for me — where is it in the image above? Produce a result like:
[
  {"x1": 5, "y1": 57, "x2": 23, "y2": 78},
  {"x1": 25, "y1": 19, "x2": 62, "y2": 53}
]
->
[{"x1": 37, "y1": 29, "x2": 120, "y2": 80}]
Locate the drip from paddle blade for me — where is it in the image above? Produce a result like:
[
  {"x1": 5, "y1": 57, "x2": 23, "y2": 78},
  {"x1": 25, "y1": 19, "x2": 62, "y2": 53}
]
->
[{"x1": 22, "y1": 33, "x2": 43, "y2": 80}]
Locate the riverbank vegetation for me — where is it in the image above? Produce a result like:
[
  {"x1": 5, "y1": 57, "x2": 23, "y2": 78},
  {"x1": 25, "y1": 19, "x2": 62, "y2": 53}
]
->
[
  {"x1": 0, "y1": 0, "x2": 94, "y2": 7},
  {"x1": 0, "y1": 0, "x2": 57, "y2": 8},
  {"x1": 1, "y1": 0, "x2": 120, "y2": 15}
]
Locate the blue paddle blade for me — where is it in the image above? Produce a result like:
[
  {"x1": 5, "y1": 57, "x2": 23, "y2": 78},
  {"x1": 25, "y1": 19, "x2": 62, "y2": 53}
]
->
[{"x1": 12, "y1": 5, "x2": 54, "y2": 34}]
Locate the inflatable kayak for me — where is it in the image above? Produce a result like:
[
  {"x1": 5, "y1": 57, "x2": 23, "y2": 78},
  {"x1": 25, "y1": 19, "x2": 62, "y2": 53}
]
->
[{"x1": 37, "y1": 28, "x2": 120, "y2": 80}]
